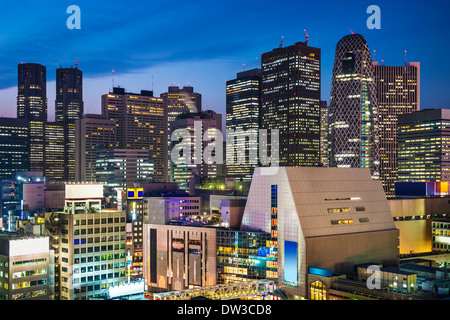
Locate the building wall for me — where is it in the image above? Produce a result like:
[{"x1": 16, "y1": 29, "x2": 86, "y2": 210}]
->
[
  {"x1": 58, "y1": 209, "x2": 127, "y2": 300},
  {"x1": 306, "y1": 229, "x2": 399, "y2": 275},
  {"x1": 143, "y1": 224, "x2": 216, "y2": 291},
  {"x1": 0, "y1": 235, "x2": 50, "y2": 300}
]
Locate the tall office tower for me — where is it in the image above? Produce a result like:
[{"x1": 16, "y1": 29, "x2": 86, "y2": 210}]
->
[
  {"x1": 55, "y1": 66, "x2": 84, "y2": 181},
  {"x1": 17, "y1": 63, "x2": 47, "y2": 122},
  {"x1": 319, "y1": 100, "x2": 329, "y2": 166},
  {"x1": 329, "y1": 34, "x2": 380, "y2": 179},
  {"x1": 0, "y1": 232, "x2": 51, "y2": 300},
  {"x1": 161, "y1": 85, "x2": 202, "y2": 128},
  {"x1": 44, "y1": 122, "x2": 65, "y2": 181},
  {"x1": 170, "y1": 110, "x2": 223, "y2": 191},
  {"x1": 101, "y1": 88, "x2": 167, "y2": 182},
  {"x1": 17, "y1": 63, "x2": 47, "y2": 173},
  {"x1": 0, "y1": 118, "x2": 29, "y2": 180},
  {"x1": 225, "y1": 68, "x2": 261, "y2": 181},
  {"x1": 75, "y1": 114, "x2": 117, "y2": 182},
  {"x1": 374, "y1": 62, "x2": 420, "y2": 197},
  {"x1": 260, "y1": 39, "x2": 321, "y2": 167},
  {"x1": 398, "y1": 109, "x2": 450, "y2": 183},
  {"x1": 58, "y1": 184, "x2": 127, "y2": 300},
  {"x1": 95, "y1": 149, "x2": 153, "y2": 188}
]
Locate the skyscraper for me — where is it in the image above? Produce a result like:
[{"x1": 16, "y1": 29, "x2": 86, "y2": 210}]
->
[
  {"x1": 55, "y1": 66, "x2": 83, "y2": 123},
  {"x1": 44, "y1": 122, "x2": 65, "y2": 181},
  {"x1": 0, "y1": 118, "x2": 29, "y2": 180},
  {"x1": 17, "y1": 63, "x2": 47, "y2": 122},
  {"x1": 226, "y1": 68, "x2": 261, "y2": 181},
  {"x1": 374, "y1": 61, "x2": 420, "y2": 197},
  {"x1": 398, "y1": 109, "x2": 450, "y2": 183},
  {"x1": 75, "y1": 114, "x2": 117, "y2": 183},
  {"x1": 170, "y1": 110, "x2": 222, "y2": 191},
  {"x1": 329, "y1": 34, "x2": 380, "y2": 179},
  {"x1": 260, "y1": 39, "x2": 321, "y2": 167},
  {"x1": 319, "y1": 100, "x2": 329, "y2": 166},
  {"x1": 161, "y1": 85, "x2": 202, "y2": 130},
  {"x1": 101, "y1": 87, "x2": 167, "y2": 182},
  {"x1": 54, "y1": 65, "x2": 84, "y2": 181},
  {"x1": 17, "y1": 63, "x2": 47, "y2": 173}
]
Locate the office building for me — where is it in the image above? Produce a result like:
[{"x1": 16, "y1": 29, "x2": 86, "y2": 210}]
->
[
  {"x1": 0, "y1": 118, "x2": 29, "y2": 180},
  {"x1": 319, "y1": 100, "x2": 329, "y2": 166},
  {"x1": 398, "y1": 109, "x2": 450, "y2": 183},
  {"x1": 329, "y1": 34, "x2": 380, "y2": 178},
  {"x1": 101, "y1": 87, "x2": 167, "y2": 182},
  {"x1": 17, "y1": 63, "x2": 47, "y2": 122},
  {"x1": 58, "y1": 183, "x2": 127, "y2": 300},
  {"x1": 240, "y1": 166, "x2": 399, "y2": 298},
  {"x1": 170, "y1": 110, "x2": 223, "y2": 190},
  {"x1": 260, "y1": 39, "x2": 321, "y2": 167},
  {"x1": 143, "y1": 224, "x2": 216, "y2": 291},
  {"x1": 95, "y1": 149, "x2": 153, "y2": 188},
  {"x1": 226, "y1": 68, "x2": 261, "y2": 181},
  {"x1": 161, "y1": 85, "x2": 202, "y2": 131},
  {"x1": 44, "y1": 122, "x2": 65, "y2": 181},
  {"x1": 374, "y1": 61, "x2": 420, "y2": 197},
  {"x1": 0, "y1": 232, "x2": 51, "y2": 300},
  {"x1": 17, "y1": 63, "x2": 47, "y2": 173},
  {"x1": 74, "y1": 114, "x2": 117, "y2": 183},
  {"x1": 55, "y1": 66, "x2": 83, "y2": 123},
  {"x1": 55, "y1": 66, "x2": 84, "y2": 181}
]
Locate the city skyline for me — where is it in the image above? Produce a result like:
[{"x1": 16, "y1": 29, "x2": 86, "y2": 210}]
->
[{"x1": 0, "y1": 0, "x2": 449, "y2": 121}]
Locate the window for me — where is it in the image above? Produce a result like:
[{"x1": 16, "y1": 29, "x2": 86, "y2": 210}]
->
[
  {"x1": 327, "y1": 208, "x2": 351, "y2": 213},
  {"x1": 331, "y1": 219, "x2": 354, "y2": 225}
]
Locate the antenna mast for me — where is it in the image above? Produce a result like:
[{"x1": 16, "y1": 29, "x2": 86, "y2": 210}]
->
[
  {"x1": 279, "y1": 36, "x2": 284, "y2": 48},
  {"x1": 304, "y1": 29, "x2": 309, "y2": 44}
]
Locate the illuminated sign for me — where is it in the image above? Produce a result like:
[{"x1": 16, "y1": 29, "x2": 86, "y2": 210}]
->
[
  {"x1": 127, "y1": 188, "x2": 144, "y2": 200},
  {"x1": 284, "y1": 240, "x2": 298, "y2": 286}
]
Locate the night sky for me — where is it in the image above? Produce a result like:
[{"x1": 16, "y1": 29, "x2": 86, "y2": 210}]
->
[{"x1": 0, "y1": 0, "x2": 448, "y2": 120}]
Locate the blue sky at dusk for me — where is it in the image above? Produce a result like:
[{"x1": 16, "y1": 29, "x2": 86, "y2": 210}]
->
[{"x1": 0, "y1": 0, "x2": 448, "y2": 120}]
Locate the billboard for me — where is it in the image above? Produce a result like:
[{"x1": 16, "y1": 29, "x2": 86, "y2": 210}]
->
[{"x1": 284, "y1": 240, "x2": 298, "y2": 285}]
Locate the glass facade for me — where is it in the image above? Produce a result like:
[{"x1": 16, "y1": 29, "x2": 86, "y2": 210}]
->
[
  {"x1": 216, "y1": 230, "x2": 277, "y2": 284},
  {"x1": 226, "y1": 69, "x2": 261, "y2": 181},
  {"x1": 261, "y1": 41, "x2": 321, "y2": 167},
  {"x1": 398, "y1": 109, "x2": 450, "y2": 183}
]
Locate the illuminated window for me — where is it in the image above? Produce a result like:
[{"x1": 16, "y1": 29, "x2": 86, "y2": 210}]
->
[{"x1": 310, "y1": 280, "x2": 327, "y2": 300}]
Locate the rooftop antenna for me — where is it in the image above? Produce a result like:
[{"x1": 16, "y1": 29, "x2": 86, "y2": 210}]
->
[
  {"x1": 373, "y1": 50, "x2": 376, "y2": 62},
  {"x1": 152, "y1": 75, "x2": 154, "y2": 92},
  {"x1": 279, "y1": 36, "x2": 284, "y2": 48},
  {"x1": 304, "y1": 29, "x2": 309, "y2": 44},
  {"x1": 112, "y1": 69, "x2": 115, "y2": 89},
  {"x1": 75, "y1": 59, "x2": 78, "y2": 68},
  {"x1": 243, "y1": 63, "x2": 245, "y2": 71},
  {"x1": 256, "y1": 57, "x2": 258, "y2": 69},
  {"x1": 404, "y1": 50, "x2": 407, "y2": 65}
]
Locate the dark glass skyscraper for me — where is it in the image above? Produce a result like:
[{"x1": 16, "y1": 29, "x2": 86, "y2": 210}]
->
[
  {"x1": 260, "y1": 40, "x2": 321, "y2": 167},
  {"x1": 329, "y1": 34, "x2": 380, "y2": 179},
  {"x1": 17, "y1": 63, "x2": 47, "y2": 173},
  {"x1": 17, "y1": 63, "x2": 47, "y2": 122},
  {"x1": 226, "y1": 68, "x2": 261, "y2": 181},
  {"x1": 0, "y1": 118, "x2": 29, "y2": 179},
  {"x1": 55, "y1": 66, "x2": 83, "y2": 123},
  {"x1": 398, "y1": 109, "x2": 450, "y2": 183}
]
